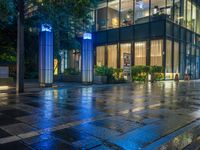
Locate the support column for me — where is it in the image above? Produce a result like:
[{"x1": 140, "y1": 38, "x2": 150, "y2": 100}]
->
[
  {"x1": 82, "y1": 33, "x2": 93, "y2": 84},
  {"x1": 16, "y1": 0, "x2": 24, "y2": 93},
  {"x1": 39, "y1": 24, "x2": 54, "y2": 87}
]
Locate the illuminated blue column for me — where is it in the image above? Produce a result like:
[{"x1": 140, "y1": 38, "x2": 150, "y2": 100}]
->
[
  {"x1": 39, "y1": 24, "x2": 53, "y2": 87},
  {"x1": 82, "y1": 33, "x2": 93, "y2": 84}
]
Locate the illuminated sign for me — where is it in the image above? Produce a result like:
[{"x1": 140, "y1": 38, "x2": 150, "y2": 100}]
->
[
  {"x1": 83, "y1": 33, "x2": 92, "y2": 40},
  {"x1": 41, "y1": 24, "x2": 52, "y2": 32}
]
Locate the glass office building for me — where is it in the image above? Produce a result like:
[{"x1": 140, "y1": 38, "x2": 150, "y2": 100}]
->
[{"x1": 93, "y1": 0, "x2": 200, "y2": 79}]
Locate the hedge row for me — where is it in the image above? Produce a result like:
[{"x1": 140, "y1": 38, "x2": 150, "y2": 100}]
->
[{"x1": 95, "y1": 65, "x2": 165, "y2": 82}]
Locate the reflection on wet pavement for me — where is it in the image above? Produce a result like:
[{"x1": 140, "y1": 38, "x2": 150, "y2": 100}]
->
[{"x1": 0, "y1": 81, "x2": 200, "y2": 149}]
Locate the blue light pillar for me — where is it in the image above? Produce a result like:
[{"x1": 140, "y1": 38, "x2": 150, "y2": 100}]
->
[
  {"x1": 82, "y1": 33, "x2": 93, "y2": 84},
  {"x1": 39, "y1": 24, "x2": 53, "y2": 87}
]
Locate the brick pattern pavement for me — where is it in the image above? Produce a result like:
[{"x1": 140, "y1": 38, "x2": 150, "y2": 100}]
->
[{"x1": 0, "y1": 81, "x2": 200, "y2": 149}]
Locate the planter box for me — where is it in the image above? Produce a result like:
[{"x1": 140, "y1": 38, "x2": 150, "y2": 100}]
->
[
  {"x1": 55, "y1": 75, "x2": 81, "y2": 82},
  {"x1": 0, "y1": 77, "x2": 13, "y2": 85},
  {"x1": 94, "y1": 76, "x2": 107, "y2": 84}
]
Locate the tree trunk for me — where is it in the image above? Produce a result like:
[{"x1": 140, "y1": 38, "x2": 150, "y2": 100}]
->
[{"x1": 16, "y1": 0, "x2": 24, "y2": 93}]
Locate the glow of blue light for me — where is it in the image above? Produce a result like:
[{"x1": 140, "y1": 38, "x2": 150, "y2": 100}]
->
[
  {"x1": 82, "y1": 33, "x2": 93, "y2": 83},
  {"x1": 41, "y1": 24, "x2": 52, "y2": 32},
  {"x1": 83, "y1": 33, "x2": 92, "y2": 40}
]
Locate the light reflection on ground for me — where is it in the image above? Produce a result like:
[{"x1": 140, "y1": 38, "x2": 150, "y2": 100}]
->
[{"x1": 0, "y1": 81, "x2": 199, "y2": 149}]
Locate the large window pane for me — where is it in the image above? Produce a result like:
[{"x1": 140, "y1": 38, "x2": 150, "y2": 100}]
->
[
  {"x1": 151, "y1": 0, "x2": 166, "y2": 16},
  {"x1": 191, "y1": 46, "x2": 196, "y2": 79},
  {"x1": 187, "y1": 0, "x2": 192, "y2": 30},
  {"x1": 120, "y1": 0, "x2": 133, "y2": 27},
  {"x1": 192, "y1": 3, "x2": 196, "y2": 32},
  {"x1": 96, "y1": 1, "x2": 107, "y2": 31},
  {"x1": 107, "y1": 0, "x2": 119, "y2": 29},
  {"x1": 174, "y1": 0, "x2": 181, "y2": 24},
  {"x1": 166, "y1": 0, "x2": 173, "y2": 19},
  {"x1": 174, "y1": 42, "x2": 179, "y2": 77},
  {"x1": 134, "y1": 0, "x2": 150, "y2": 24},
  {"x1": 180, "y1": 42, "x2": 186, "y2": 79},
  {"x1": 120, "y1": 43, "x2": 131, "y2": 68},
  {"x1": 196, "y1": 48, "x2": 199, "y2": 79},
  {"x1": 151, "y1": 40, "x2": 163, "y2": 66},
  {"x1": 134, "y1": 41, "x2": 146, "y2": 66},
  {"x1": 180, "y1": 0, "x2": 187, "y2": 27},
  {"x1": 166, "y1": 40, "x2": 172, "y2": 79},
  {"x1": 107, "y1": 45, "x2": 117, "y2": 68},
  {"x1": 186, "y1": 44, "x2": 191, "y2": 76},
  {"x1": 96, "y1": 46, "x2": 105, "y2": 66},
  {"x1": 197, "y1": 6, "x2": 200, "y2": 34}
]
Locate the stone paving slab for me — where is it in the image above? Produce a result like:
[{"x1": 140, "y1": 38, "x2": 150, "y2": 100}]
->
[{"x1": 0, "y1": 81, "x2": 200, "y2": 149}]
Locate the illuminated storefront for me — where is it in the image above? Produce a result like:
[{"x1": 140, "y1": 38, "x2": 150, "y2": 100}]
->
[{"x1": 94, "y1": 0, "x2": 200, "y2": 80}]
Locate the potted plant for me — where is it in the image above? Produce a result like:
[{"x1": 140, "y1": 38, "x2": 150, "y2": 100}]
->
[
  {"x1": 131, "y1": 66, "x2": 150, "y2": 82},
  {"x1": 94, "y1": 66, "x2": 109, "y2": 84},
  {"x1": 149, "y1": 66, "x2": 164, "y2": 82}
]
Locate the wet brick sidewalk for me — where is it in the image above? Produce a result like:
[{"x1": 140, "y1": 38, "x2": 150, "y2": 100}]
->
[{"x1": 0, "y1": 81, "x2": 200, "y2": 149}]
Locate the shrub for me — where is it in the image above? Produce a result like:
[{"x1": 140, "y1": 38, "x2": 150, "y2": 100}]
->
[
  {"x1": 150, "y1": 66, "x2": 164, "y2": 74},
  {"x1": 131, "y1": 66, "x2": 165, "y2": 82},
  {"x1": 95, "y1": 66, "x2": 125, "y2": 83},
  {"x1": 64, "y1": 68, "x2": 79, "y2": 75},
  {"x1": 112, "y1": 68, "x2": 124, "y2": 83},
  {"x1": 131, "y1": 66, "x2": 150, "y2": 81},
  {"x1": 150, "y1": 66, "x2": 164, "y2": 81}
]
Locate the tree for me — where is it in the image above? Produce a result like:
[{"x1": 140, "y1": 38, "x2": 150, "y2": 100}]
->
[
  {"x1": 0, "y1": 0, "x2": 17, "y2": 64},
  {"x1": 0, "y1": 0, "x2": 97, "y2": 91},
  {"x1": 32, "y1": 0, "x2": 97, "y2": 62},
  {"x1": 16, "y1": 0, "x2": 25, "y2": 93}
]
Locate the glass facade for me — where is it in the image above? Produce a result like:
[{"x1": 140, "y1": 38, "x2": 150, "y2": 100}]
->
[
  {"x1": 180, "y1": 42, "x2": 186, "y2": 79},
  {"x1": 192, "y1": 2, "x2": 196, "y2": 32},
  {"x1": 191, "y1": 46, "x2": 196, "y2": 79},
  {"x1": 95, "y1": 40, "x2": 200, "y2": 80},
  {"x1": 108, "y1": 0, "x2": 119, "y2": 29},
  {"x1": 94, "y1": 1, "x2": 200, "y2": 80},
  {"x1": 96, "y1": 0, "x2": 200, "y2": 32},
  {"x1": 187, "y1": 0, "x2": 192, "y2": 30},
  {"x1": 120, "y1": 43, "x2": 131, "y2": 68},
  {"x1": 96, "y1": 46, "x2": 105, "y2": 66},
  {"x1": 197, "y1": 5, "x2": 200, "y2": 34},
  {"x1": 151, "y1": 0, "x2": 165, "y2": 16},
  {"x1": 196, "y1": 48, "x2": 200, "y2": 78},
  {"x1": 107, "y1": 44, "x2": 118, "y2": 68},
  {"x1": 134, "y1": 0, "x2": 150, "y2": 24},
  {"x1": 174, "y1": 0, "x2": 180, "y2": 24},
  {"x1": 120, "y1": 0, "x2": 134, "y2": 27},
  {"x1": 134, "y1": 41, "x2": 146, "y2": 65},
  {"x1": 151, "y1": 40, "x2": 163, "y2": 66},
  {"x1": 96, "y1": 0, "x2": 107, "y2": 30},
  {"x1": 174, "y1": 42, "x2": 179, "y2": 77},
  {"x1": 186, "y1": 44, "x2": 191, "y2": 75},
  {"x1": 166, "y1": 40, "x2": 172, "y2": 79}
]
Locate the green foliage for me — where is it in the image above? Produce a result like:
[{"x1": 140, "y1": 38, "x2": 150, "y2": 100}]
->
[
  {"x1": 0, "y1": 52, "x2": 16, "y2": 62},
  {"x1": 131, "y1": 66, "x2": 164, "y2": 82},
  {"x1": 95, "y1": 66, "x2": 165, "y2": 83},
  {"x1": 95, "y1": 66, "x2": 125, "y2": 83},
  {"x1": 0, "y1": 0, "x2": 97, "y2": 78},
  {"x1": 64, "y1": 68, "x2": 80, "y2": 76},
  {"x1": 0, "y1": 77, "x2": 13, "y2": 84},
  {"x1": 112, "y1": 68, "x2": 124, "y2": 82},
  {"x1": 131, "y1": 66, "x2": 150, "y2": 81},
  {"x1": 150, "y1": 66, "x2": 165, "y2": 81},
  {"x1": 0, "y1": 0, "x2": 16, "y2": 23},
  {"x1": 150, "y1": 66, "x2": 164, "y2": 74},
  {"x1": 32, "y1": 0, "x2": 97, "y2": 54},
  {"x1": 95, "y1": 66, "x2": 114, "y2": 81}
]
